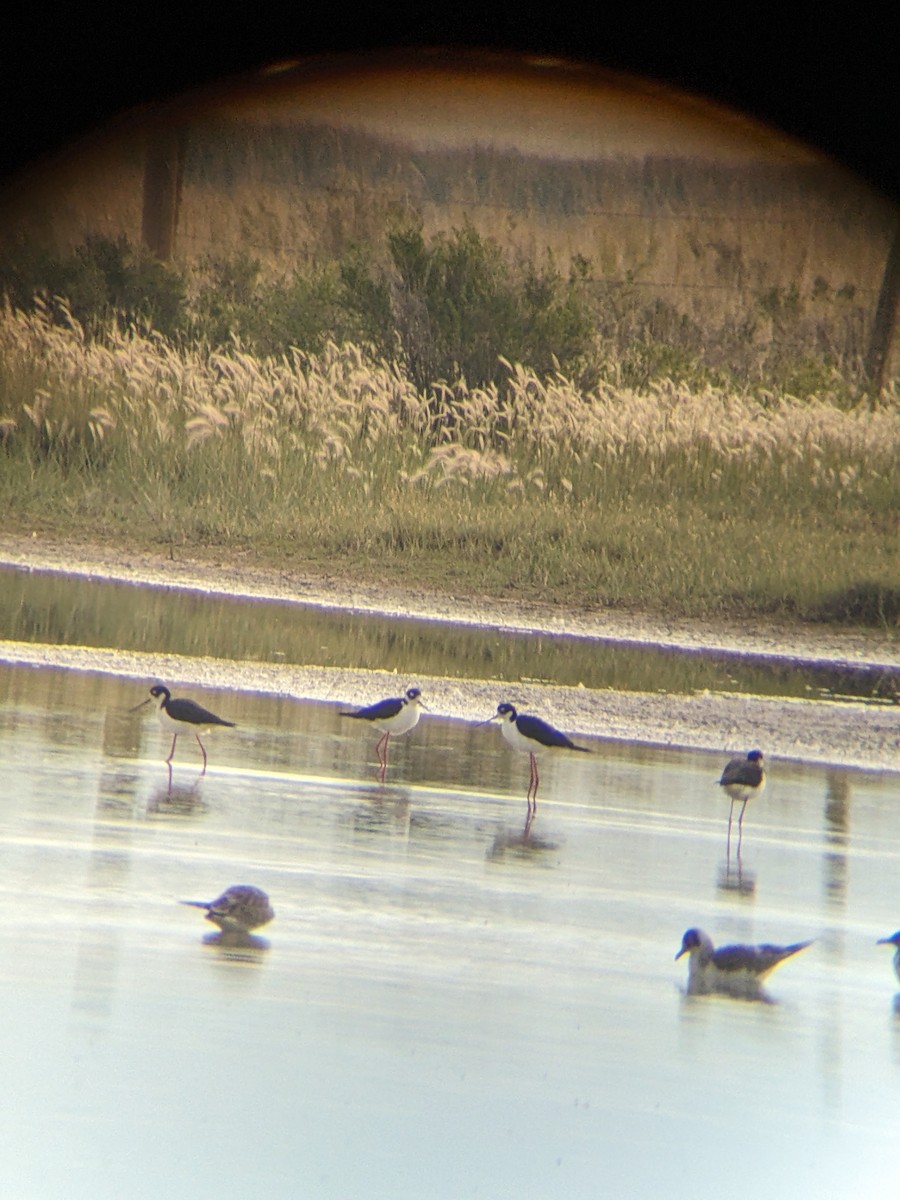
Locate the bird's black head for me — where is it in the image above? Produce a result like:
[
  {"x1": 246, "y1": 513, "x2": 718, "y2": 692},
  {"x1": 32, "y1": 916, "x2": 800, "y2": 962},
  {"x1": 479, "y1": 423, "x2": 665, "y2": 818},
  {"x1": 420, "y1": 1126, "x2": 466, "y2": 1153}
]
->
[
  {"x1": 496, "y1": 702, "x2": 518, "y2": 719},
  {"x1": 149, "y1": 685, "x2": 171, "y2": 702},
  {"x1": 406, "y1": 688, "x2": 422, "y2": 701},
  {"x1": 747, "y1": 750, "x2": 764, "y2": 762},
  {"x1": 675, "y1": 928, "x2": 703, "y2": 960}
]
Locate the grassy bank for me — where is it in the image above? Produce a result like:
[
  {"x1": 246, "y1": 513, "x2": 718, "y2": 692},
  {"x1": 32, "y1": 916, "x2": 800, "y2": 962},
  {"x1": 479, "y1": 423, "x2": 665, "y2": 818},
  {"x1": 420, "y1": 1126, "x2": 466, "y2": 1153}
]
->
[{"x1": 0, "y1": 301, "x2": 898, "y2": 627}]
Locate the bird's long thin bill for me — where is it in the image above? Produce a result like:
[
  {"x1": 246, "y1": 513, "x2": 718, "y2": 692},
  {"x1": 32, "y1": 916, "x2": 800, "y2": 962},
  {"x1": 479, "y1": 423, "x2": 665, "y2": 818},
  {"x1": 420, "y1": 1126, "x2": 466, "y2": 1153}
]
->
[
  {"x1": 674, "y1": 949, "x2": 687, "y2": 960},
  {"x1": 129, "y1": 697, "x2": 152, "y2": 713}
]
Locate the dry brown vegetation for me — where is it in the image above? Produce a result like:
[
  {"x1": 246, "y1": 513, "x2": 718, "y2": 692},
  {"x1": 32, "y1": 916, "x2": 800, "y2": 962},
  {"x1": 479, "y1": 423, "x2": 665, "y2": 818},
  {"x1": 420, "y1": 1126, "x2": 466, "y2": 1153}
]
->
[
  {"x1": 1, "y1": 300, "x2": 898, "y2": 626},
  {"x1": 4, "y1": 122, "x2": 893, "y2": 345}
]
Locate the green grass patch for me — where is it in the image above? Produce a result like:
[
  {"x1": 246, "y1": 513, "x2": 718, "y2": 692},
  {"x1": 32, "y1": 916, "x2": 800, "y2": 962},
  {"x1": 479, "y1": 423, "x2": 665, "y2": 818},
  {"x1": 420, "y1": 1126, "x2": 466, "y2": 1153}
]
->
[{"x1": 1, "y1": 302, "x2": 897, "y2": 630}]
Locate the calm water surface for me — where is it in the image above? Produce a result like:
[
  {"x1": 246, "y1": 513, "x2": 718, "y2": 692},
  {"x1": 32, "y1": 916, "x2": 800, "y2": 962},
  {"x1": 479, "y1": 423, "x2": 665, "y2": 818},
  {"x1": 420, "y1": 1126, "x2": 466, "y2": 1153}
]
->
[
  {"x1": 1, "y1": 564, "x2": 896, "y2": 702},
  {"x1": 1, "y1": 664, "x2": 898, "y2": 1199}
]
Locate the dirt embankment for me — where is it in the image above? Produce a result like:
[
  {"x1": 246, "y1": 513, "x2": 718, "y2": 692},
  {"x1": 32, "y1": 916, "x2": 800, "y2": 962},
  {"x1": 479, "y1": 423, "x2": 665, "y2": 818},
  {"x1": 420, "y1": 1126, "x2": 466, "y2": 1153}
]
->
[{"x1": 0, "y1": 532, "x2": 898, "y2": 772}]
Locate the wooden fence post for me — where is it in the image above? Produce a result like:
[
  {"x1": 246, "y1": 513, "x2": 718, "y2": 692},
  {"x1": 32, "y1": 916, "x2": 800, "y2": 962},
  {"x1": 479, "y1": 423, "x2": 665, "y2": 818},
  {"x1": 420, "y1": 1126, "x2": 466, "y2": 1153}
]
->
[
  {"x1": 140, "y1": 125, "x2": 186, "y2": 261},
  {"x1": 864, "y1": 215, "x2": 900, "y2": 397}
]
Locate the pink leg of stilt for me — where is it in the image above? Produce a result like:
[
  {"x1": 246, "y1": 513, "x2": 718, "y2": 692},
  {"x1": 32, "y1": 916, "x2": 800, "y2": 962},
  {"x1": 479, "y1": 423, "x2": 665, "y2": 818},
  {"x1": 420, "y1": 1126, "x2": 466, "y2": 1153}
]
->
[
  {"x1": 726, "y1": 798, "x2": 735, "y2": 859},
  {"x1": 527, "y1": 753, "x2": 540, "y2": 816},
  {"x1": 196, "y1": 734, "x2": 208, "y2": 776},
  {"x1": 736, "y1": 798, "x2": 748, "y2": 857},
  {"x1": 166, "y1": 733, "x2": 178, "y2": 764},
  {"x1": 376, "y1": 732, "x2": 390, "y2": 782}
]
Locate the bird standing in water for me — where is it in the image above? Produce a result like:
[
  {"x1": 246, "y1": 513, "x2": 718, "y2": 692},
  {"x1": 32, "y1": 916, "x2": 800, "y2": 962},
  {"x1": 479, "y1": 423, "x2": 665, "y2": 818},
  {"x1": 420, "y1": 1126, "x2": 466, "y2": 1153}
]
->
[
  {"x1": 134, "y1": 684, "x2": 235, "y2": 775},
  {"x1": 675, "y1": 927, "x2": 812, "y2": 1000},
  {"x1": 341, "y1": 686, "x2": 426, "y2": 782},
  {"x1": 481, "y1": 702, "x2": 589, "y2": 820},
  {"x1": 719, "y1": 749, "x2": 766, "y2": 856},
  {"x1": 180, "y1": 885, "x2": 274, "y2": 932}
]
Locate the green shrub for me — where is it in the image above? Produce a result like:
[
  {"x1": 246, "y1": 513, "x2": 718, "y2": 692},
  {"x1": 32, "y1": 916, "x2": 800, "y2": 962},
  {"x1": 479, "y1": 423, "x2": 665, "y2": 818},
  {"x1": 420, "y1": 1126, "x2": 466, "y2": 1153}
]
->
[
  {"x1": 0, "y1": 234, "x2": 186, "y2": 338},
  {"x1": 380, "y1": 219, "x2": 595, "y2": 392},
  {"x1": 0, "y1": 227, "x2": 881, "y2": 409}
]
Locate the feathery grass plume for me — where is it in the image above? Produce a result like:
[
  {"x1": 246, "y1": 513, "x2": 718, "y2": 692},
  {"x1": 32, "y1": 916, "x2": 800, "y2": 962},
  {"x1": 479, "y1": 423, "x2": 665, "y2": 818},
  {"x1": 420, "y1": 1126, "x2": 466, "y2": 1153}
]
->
[{"x1": 0, "y1": 300, "x2": 898, "y2": 622}]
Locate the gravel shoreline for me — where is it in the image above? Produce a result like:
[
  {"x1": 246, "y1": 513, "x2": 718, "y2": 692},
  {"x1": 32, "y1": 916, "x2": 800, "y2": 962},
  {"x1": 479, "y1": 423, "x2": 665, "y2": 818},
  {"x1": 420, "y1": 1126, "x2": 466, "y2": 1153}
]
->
[{"x1": 0, "y1": 534, "x2": 897, "y2": 772}]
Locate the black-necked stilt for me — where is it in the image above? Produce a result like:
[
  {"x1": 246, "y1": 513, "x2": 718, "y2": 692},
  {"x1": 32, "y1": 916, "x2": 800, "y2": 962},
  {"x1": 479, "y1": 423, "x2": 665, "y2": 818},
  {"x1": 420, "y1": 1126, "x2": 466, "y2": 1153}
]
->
[
  {"x1": 180, "y1": 885, "x2": 274, "y2": 932},
  {"x1": 340, "y1": 686, "x2": 426, "y2": 782},
  {"x1": 134, "y1": 685, "x2": 235, "y2": 774},
  {"x1": 877, "y1": 931, "x2": 900, "y2": 984},
  {"x1": 675, "y1": 927, "x2": 812, "y2": 999},
  {"x1": 719, "y1": 749, "x2": 765, "y2": 853},
  {"x1": 481, "y1": 702, "x2": 589, "y2": 816}
]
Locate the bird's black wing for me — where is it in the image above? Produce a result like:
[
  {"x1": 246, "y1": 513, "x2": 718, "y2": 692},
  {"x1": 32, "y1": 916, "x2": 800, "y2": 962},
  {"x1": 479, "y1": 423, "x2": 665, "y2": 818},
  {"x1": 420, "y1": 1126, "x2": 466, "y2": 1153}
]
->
[
  {"x1": 516, "y1": 713, "x2": 587, "y2": 751},
  {"x1": 341, "y1": 696, "x2": 404, "y2": 721},
  {"x1": 166, "y1": 697, "x2": 235, "y2": 727},
  {"x1": 719, "y1": 758, "x2": 763, "y2": 787}
]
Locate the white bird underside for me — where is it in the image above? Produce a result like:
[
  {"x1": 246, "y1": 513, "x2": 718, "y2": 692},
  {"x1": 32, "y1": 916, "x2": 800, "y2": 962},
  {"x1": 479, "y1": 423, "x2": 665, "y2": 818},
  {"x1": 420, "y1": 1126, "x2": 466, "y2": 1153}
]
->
[{"x1": 369, "y1": 704, "x2": 422, "y2": 737}]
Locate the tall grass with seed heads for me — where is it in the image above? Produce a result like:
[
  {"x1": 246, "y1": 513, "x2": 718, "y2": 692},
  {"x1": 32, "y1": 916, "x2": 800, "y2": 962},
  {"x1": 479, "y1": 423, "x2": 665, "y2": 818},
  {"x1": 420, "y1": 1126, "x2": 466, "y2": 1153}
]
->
[{"x1": 0, "y1": 300, "x2": 897, "y2": 625}]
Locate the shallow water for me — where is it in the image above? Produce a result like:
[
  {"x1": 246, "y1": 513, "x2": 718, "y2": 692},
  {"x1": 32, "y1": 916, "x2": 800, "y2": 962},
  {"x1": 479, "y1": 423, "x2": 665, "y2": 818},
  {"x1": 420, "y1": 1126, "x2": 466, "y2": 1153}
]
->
[
  {"x1": 1, "y1": 564, "x2": 895, "y2": 703},
  {"x1": 1, "y1": 663, "x2": 899, "y2": 1199}
]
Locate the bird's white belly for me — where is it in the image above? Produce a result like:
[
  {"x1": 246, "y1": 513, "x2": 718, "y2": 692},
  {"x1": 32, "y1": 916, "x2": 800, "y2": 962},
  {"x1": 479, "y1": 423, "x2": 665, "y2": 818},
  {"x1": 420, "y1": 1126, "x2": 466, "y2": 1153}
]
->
[
  {"x1": 724, "y1": 778, "x2": 766, "y2": 803},
  {"x1": 689, "y1": 960, "x2": 767, "y2": 998},
  {"x1": 501, "y1": 722, "x2": 537, "y2": 755},
  {"x1": 374, "y1": 707, "x2": 420, "y2": 736}
]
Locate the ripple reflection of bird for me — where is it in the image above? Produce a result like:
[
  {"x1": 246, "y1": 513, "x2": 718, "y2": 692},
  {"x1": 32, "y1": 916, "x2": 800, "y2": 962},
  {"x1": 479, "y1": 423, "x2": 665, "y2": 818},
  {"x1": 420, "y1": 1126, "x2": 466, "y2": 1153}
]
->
[
  {"x1": 350, "y1": 786, "x2": 412, "y2": 839},
  {"x1": 486, "y1": 819, "x2": 560, "y2": 861},
  {"x1": 716, "y1": 855, "x2": 757, "y2": 897},
  {"x1": 146, "y1": 779, "x2": 206, "y2": 815},
  {"x1": 201, "y1": 928, "x2": 271, "y2": 957}
]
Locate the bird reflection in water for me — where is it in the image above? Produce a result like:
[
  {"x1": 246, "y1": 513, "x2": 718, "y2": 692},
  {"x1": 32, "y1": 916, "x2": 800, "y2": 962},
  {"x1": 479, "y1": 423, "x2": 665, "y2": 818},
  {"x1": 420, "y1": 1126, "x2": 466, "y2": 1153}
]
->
[
  {"x1": 349, "y1": 786, "x2": 412, "y2": 839},
  {"x1": 716, "y1": 854, "x2": 757, "y2": 897},
  {"x1": 824, "y1": 771, "x2": 850, "y2": 907},
  {"x1": 201, "y1": 928, "x2": 271, "y2": 961},
  {"x1": 147, "y1": 778, "x2": 207, "y2": 816},
  {"x1": 486, "y1": 815, "x2": 560, "y2": 861}
]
